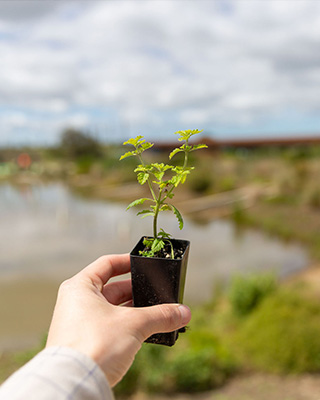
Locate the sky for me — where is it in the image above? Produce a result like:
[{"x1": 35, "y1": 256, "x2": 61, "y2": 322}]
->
[{"x1": 1, "y1": 0, "x2": 320, "y2": 146}]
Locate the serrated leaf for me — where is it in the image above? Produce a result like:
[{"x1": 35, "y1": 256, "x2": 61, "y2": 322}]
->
[
  {"x1": 174, "y1": 129, "x2": 203, "y2": 142},
  {"x1": 140, "y1": 212, "x2": 154, "y2": 219},
  {"x1": 151, "y1": 238, "x2": 165, "y2": 253},
  {"x1": 143, "y1": 237, "x2": 153, "y2": 248},
  {"x1": 169, "y1": 148, "x2": 183, "y2": 159},
  {"x1": 169, "y1": 204, "x2": 184, "y2": 230},
  {"x1": 160, "y1": 204, "x2": 172, "y2": 212},
  {"x1": 141, "y1": 142, "x2": 154, "y2": 151},
  {"x1": 137, "y1": 209, "x2": 153, "y2": 216},
  {"x1": 191, "y1": 144, "x2": 208, "y2": 151},
  {"x1": 120, "y1": 151, "x2": 135, "y2": 160},
  {"x1": 153, "y1": 171, "x2": 164, "y2": 181},
  {"x1": 137, "y1": 172, "x2": 149, "y2": 185},
  {"x1": 134, "y1": 165, "x2": 152, "y2": 173},
  {"x1": 152, "y1": 163, "x2": 172, "y2": 171},
  {"x1": 158, "y1": 229, "x2": 172, "y2": 239},
  {"x1": 126, "y1": 198, "x2": 150, "y2": 210},
  {"x1": 180, "y1": 170, "x2": 191, "y2": 184},
  {"x1": 170, "y1": 175, "x2": 182, "y2": 187},
  {"x1": 123, "y1": 136, "x2": 144, "y2": 146},
  {"x1": 137, "y1": 210, "x2": 154, "y2": 219}
]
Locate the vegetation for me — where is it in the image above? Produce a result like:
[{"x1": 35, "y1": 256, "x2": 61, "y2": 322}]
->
[
  {"x1": 119, "y1": 129, "x2": 207, "y2": 258},
  {"x1": 228, "y1": 273, "x2": 276, "y2": 316},
  {"x1": 234, "y1": 289, "x2": 320, "y2": 373},
  {"x1": 114, "y1": 273, "x2": 320, "y2": 396},
  {"x1": 3, "y1": 275, "x2": 320, "y2": 396},
  {"x1": 3, "y1": 132, "x2": 320, "y2": 396},
  {"x1": 59, "y1": 128, "x2": 102, "y2": 159},
  {"x1": 115, "y1": 319, "x2": 236, "y2": 396}
]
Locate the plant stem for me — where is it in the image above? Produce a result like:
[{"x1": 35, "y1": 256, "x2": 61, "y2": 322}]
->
[
  {"x1": 138, "y1": 154, "x2": 157, "y2": 202},
  {"x1": 153, "y1": 188, "x2": 164, "y2": 238},
  {"x1": 182, "y1": 140, "x2": 189, "y2": 170}
]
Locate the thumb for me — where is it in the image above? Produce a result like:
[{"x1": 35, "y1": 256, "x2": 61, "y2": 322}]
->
[{"x1": 135, "y1": 304, "x2": 191, "y2": 340}]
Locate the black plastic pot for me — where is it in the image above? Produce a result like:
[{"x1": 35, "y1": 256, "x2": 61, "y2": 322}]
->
[{"x1": 130, "y1": 236, "x2": 190, "y2": 346}]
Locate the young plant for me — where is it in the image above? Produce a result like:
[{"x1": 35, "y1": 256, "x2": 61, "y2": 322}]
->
[{"x1": 120, "y1": 129, "x2": 207, "y2": 258}]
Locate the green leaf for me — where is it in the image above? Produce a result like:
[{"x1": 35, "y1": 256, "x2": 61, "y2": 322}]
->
[
  {"x1": 134, "y1": 165, "x2": 153, "y2": 173},
  {"x1": 169, "y1": 204, "x2": 184, "y2": 230},
  {"x1": 174, "y1": 129, "x2": 203, "y2": 142},
  {"x1": 137, "y1": 172, "x2": 149, "y2": 185},
  {"x1": 160, "y1": 204, "x2": 172, "y2": 212},
  {"x1": 122, "y1": 136, "x2": 154, "y2": 155},
  {"x1": 157, "y1": 229, "x2": 172, "y2": 239},
  {"x1": 119, "y1": 151, "x2": 136, "y2": 160},
  {"x1": 137, "y1": 209, "x2": 153, "y2": 215},
  {"x1": 151, "y1": 163, "x2": 172, "y2": 171},
  {"x1": 153, "y1": 171, "x2": 164, "y2": 181},
  {"x1": 143, "y1": 237, "x2": 153, "y2": 248},
  {"x1": 151, "y1": 238, "x2": 165, "y2": 253},
  {"x1": 169, "y1": 148, "x2": 183, "y2": 159},
  {"x1": 170, "y1": 175, "x2": 182, "y2": 187},
  {"x1": 140, "y1": 213, "x2": 154, "y2": 219},
  {"x1": 191, "y1": 144, "x2": 208, "y2": 151},
  {"x1": 137, "y1": 210, "x2": 154, "y2": 219},
  {"x1": 123, "y1": 136, "x2": 144, "y2": 146},
  {"x1": 180, "y1": 170, "x2": 191, "y2": 184},
  {"x1": 141, "y1": 142, "x2": 154, "y2": 151},
  {"x1": 126, "y1": 198, "x2": 150, "y2": 210}
]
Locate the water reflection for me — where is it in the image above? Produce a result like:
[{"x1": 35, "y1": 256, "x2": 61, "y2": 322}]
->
[
  {"x1": 0, "y1": 182, "x2": 309, "y2": 350},
  {"x1": 0, "y1": 182, "x2": 308, "y2": 299}
]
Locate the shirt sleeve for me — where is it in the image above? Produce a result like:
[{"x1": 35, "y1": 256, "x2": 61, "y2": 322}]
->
[{"x1": 0, "y1": 346, "x2": 114, "y2": 400}]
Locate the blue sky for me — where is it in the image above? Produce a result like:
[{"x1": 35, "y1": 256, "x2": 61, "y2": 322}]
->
[{"x1": 1, "y1": 0, "x2": 320, "y2": 146}]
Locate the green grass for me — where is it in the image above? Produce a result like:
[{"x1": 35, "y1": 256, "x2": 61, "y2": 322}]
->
[{"x1": 234, "y1": 289, "x2": 320, "y2": 373}]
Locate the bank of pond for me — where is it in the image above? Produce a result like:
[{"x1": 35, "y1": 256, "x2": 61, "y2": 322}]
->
[{"x1": 0, "y1": 181, "x2": 318, "y2": 394}]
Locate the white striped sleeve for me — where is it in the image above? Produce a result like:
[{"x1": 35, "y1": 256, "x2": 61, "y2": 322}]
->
[{"x1": 0, "y1": 346, "x2": 114, "y2": 400}]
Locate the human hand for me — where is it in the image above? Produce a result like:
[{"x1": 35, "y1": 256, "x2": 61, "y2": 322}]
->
[{"x1": 46, "y1": 254, "x2": 191, "y2": 387}]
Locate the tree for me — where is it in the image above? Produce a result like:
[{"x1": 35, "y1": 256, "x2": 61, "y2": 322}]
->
[{"x1": 60, "y1": 128, "x2": 102, "y2": 158}]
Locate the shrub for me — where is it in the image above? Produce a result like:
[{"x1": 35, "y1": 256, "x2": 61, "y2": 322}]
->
[
  {"x1": 169, "y1": 330, "x2": 236, "y2": 392},
  {"x1": 115, "y1": 329, "x2": 236, "y2": 396},
  {"x1": 60, "y1": 128, "x2": 102, "y2": 159},
  {"x1": 235, "y1": 290, "x2": 320, "y2": 373},
  {"x1": 229, "y1": 273, "x2": 276, "y2": 316}
]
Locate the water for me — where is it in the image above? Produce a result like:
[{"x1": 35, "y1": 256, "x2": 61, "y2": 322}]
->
[{"x1": 0, "y1": 182, "x2": 309, "y2": 350}]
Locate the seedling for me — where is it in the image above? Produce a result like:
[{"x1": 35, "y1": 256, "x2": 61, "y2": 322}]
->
[{"x1": 120, "y1": 129, "x2": 207, "y2": 258}]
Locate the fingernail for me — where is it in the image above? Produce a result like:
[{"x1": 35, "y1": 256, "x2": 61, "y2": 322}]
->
[{"x1": 178, "y1": 304, "x2": 191, "y2": 324}]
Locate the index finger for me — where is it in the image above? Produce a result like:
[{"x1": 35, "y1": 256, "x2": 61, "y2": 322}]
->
[{"x1": 80, "y1": 253, "x2": 131, "y2": 288}]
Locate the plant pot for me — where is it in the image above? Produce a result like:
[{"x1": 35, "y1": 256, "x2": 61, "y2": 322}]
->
[{"x1": 130, "y1": 236, "x2": 190, "y2": 346}]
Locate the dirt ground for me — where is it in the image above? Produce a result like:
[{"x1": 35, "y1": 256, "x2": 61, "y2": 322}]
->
[{"x1": 131, "y1": 373, "x2": 320, "y2": 400}]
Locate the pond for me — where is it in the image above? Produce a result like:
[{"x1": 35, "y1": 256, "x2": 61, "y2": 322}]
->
[{"x1": 0, "y1": 182, "x2": 309, "y2": 350}]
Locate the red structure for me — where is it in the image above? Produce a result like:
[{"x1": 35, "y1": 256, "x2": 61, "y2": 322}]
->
[{"x1": 17, "y1": 153, "x2": 32, "y2": 169}]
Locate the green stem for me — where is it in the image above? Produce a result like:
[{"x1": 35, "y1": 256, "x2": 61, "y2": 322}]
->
[
  {"x1": 168, "y1": 240, "x2": 174, "y2": 259},
  {"x1": 138, "y1": 154, "x2": 157, "y2": 202},
  {"x1": 182, "y1": 139, "x2": 189, "y2": 170},
  {"x1": 162, "y1": 142, "x2": 189, "y2": 203},
  {"x1": 153, "y1": 188, "x2": 164, "y2": 238}
]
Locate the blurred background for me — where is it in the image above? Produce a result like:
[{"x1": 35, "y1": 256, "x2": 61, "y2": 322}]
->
[{"x1": 1, "y1": 1, "x2": 320, "y2": 399}]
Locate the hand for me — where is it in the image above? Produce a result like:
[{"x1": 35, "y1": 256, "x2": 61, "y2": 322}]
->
[{"x1": 46, "y1": 254, "x2": 191, "y2": 387}]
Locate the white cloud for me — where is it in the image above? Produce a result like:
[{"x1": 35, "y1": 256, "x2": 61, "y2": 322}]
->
[{"x1": 1, "y1": 0, "x2": 320, "y2": 145}]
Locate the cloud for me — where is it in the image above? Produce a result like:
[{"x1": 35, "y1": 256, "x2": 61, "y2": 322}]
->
[
  {"x1": 0, "y1": 1, "x2": 61, "y2": 21},
  {"x1": 1, "y1": 0, "x2": 320, "y2": 145}
]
